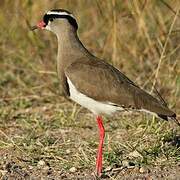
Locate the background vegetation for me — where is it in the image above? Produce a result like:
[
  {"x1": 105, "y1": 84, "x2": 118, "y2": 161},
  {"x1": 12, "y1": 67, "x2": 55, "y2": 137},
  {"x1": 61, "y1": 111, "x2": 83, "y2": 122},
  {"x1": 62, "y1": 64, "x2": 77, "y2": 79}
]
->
[{"x1": 0, "y1": 0, "x2": 179, "y2": 179}]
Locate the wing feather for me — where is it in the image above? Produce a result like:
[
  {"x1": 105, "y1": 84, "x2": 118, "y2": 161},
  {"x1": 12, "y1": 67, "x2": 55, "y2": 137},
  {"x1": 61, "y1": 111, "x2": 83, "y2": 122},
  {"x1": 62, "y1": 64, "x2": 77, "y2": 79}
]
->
[{"x1": 65, "y1": 58, "x2": 175, "y2": 117}]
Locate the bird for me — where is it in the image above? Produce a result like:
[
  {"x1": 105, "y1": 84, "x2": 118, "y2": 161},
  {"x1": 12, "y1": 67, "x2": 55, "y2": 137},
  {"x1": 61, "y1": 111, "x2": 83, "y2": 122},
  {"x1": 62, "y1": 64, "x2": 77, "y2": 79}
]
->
[{"x1": 32, "y1": 9, "x2": 179, "y2": 177}]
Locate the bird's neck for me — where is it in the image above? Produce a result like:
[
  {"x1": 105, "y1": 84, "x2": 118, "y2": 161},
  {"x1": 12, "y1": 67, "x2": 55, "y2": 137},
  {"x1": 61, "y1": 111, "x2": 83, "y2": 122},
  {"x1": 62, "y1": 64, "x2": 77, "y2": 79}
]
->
[{"x1": 57, "y1": 30, "x2": 89, "y2": 69}]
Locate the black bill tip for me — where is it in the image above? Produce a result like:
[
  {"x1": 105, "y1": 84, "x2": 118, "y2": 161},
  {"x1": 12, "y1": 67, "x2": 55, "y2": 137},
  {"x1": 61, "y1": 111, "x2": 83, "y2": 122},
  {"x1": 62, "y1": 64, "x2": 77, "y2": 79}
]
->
[{"x1": 30, "y1": 25, "x2": 38, "y2": 31}]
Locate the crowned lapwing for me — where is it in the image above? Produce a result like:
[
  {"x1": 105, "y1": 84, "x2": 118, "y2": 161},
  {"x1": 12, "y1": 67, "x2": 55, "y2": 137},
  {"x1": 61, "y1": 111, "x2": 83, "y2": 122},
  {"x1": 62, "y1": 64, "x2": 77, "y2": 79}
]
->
[{"x1": 32, "y1": 9, "x2": 179, "y2": 177}]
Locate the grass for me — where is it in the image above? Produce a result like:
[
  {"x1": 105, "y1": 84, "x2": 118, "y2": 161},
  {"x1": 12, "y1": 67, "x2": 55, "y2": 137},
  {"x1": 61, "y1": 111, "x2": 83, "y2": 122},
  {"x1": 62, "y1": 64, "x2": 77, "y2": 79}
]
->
[{"x1": 0, "y1": 0, "x2": 180, "y2": 179}]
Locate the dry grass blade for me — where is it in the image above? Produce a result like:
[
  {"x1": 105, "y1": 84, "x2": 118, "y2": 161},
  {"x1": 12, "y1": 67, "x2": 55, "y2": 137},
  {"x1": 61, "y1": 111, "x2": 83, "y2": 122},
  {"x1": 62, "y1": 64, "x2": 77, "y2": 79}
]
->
[
  {"x1": 153, "y1": 86, "x2": 168, "y2": 107},
  {"x1": 160, "y1": 0, "x2": 180, "y2": 16},
  {"x1": 151, "y1": 8, "x2": 179, "y2": 92}
]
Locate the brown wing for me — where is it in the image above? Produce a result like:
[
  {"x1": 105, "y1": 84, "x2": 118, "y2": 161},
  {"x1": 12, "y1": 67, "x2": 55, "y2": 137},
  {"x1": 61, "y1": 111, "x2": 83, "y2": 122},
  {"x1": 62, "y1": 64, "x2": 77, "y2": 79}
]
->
[{"x1": 65, "y1": 58, "x2": 175, "y2": 116}]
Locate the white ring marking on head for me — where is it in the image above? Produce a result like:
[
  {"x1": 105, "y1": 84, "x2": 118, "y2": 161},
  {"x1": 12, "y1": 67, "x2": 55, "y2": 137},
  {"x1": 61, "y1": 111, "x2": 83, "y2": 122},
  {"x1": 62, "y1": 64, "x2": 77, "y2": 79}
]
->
[{"x1": 47, "y1": 11, "x2": 75, "y2": 19}]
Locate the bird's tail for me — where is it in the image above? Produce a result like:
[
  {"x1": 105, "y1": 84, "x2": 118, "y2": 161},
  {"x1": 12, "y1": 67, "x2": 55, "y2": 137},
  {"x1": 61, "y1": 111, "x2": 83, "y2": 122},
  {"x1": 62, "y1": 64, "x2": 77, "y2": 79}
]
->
[
  {"x1": 137, "y1": 87, "x2": 179, "y2": 126},
  {"x1": 153, "y1": 87, "x2": 179, "y2": 126},
  {"x1": 170, "y1": 116, "x2": 180, "y2": 126},
  {"x1": 158, "y1": 113, "x2": 180, "y2": 126}
]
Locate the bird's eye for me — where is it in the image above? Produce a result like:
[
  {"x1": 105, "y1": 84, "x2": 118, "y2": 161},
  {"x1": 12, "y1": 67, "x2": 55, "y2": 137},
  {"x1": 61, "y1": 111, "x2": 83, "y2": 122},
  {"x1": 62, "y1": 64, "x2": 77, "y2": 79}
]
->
[{"x1": 49, "y1": 18, "x2": 54, "y2": 22}]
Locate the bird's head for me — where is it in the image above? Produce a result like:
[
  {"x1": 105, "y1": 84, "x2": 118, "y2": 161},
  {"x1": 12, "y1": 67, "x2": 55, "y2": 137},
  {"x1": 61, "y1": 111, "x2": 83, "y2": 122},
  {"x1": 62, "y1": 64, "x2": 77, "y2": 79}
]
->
[{"x1": 32, "y1": 9, "x2": 78, "y2": 34}]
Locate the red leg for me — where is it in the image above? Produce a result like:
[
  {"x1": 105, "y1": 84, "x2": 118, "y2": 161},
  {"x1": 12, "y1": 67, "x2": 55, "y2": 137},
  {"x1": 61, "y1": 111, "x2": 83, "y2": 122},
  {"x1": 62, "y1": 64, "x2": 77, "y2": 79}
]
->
[{"x1": 95, "y1": 115, "x2": 105, "y2": 177}]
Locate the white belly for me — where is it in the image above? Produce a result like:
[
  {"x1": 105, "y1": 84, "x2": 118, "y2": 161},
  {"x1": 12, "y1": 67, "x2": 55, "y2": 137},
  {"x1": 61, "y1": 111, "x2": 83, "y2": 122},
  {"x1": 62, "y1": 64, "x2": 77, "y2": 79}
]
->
[{"x1": 67, "y1": 78, "x2": 123, "y2": 115}]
